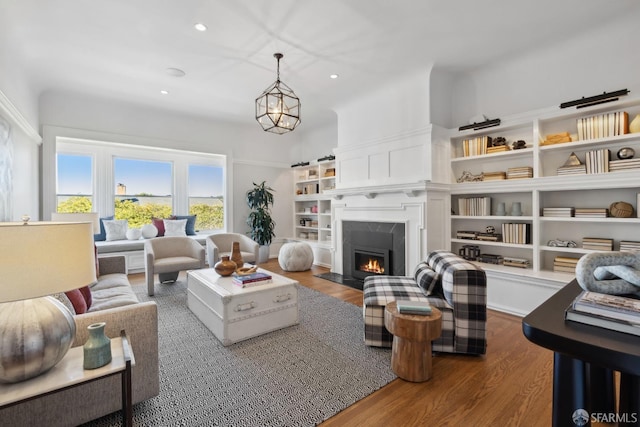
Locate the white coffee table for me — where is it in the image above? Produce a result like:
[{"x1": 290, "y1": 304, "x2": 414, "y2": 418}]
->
[{"x1": 187, "y1": 268, "x2": 299, "y2": 346}]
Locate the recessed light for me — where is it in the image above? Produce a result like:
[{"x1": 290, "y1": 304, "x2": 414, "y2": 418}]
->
[
  {"x1": 330, "y1": 74, "x2": 339, "y2": 79},
  {"x1": 160, "y1": 90, "x2": 169, "y2": 95},
  {"x1": 194, "y1": 23, "x2": 207, "y2": 32}
]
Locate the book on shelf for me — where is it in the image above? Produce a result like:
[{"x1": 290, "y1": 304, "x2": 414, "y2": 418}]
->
[
  {"x1": 577, "y1": 110, "x2": 629, "y2": 141},
  {"x1": 574, "y1": 208, "x2": 608, "y2": 218},
  {"x1": 570, "y1": 291, "x2": 640, "y2": 324},
  {"x1": 457, "y1": 196, "x2": 491, "y2": 216},
  {"x1": 557, "y1": 164, "x2": 586, "y2": 176},
  {"x1": 609, "y1": 158, "x2": 640, "y2": 172},
  {"x1": 585, "y1": 149, "x2": 610, "y2": 174},
  {"x1": 565, "y1": 307, "x2": 640, "y2": 337},
  {"x1": 620, "y1": 240, "x2": 640, "y2": 252},
  {"x1": 582, "y1": 237, "x2": 613, "y2": 251},
  {"x1": 542, "y1": 207, "x2": 574, "y2": 217},
  {"x1": 482, "y1": 171, "x2": 507, "y2": 181},
  {"x1": 396, "y1": 300, "x2": 433, "y2": 315},
  {"x1": 232, "y1": 272, "x2": 273, "y2": 287},
  {"x1": 462, "y1": 136, "x2": 492, "y2": 157},
  {"x1": 542, "y1": 132, "x2": 572, "y2": 146},
  {"x1": 501, "y1": 223, "x2": 530, "y2": 244},
  {"x1": 506, "y1": 166, "x2": 533, "y2": 180}
]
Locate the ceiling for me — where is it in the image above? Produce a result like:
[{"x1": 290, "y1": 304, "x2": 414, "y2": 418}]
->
[{"x1": 2, "y1": 0, "x2": 639, "y2": 130}]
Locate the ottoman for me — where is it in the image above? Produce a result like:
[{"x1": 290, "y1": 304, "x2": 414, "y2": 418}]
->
[{"x1": 278, "y1": 242, "x2": 314, "y2": 271}]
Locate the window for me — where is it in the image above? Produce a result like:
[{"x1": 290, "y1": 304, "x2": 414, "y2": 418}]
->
[
  {"x1": 56, "y1": 153, "x2": 93, "y2": 212},
  {"x1": 53, "y1": 138, "x2": 227, "y2": 232},
  {"x1": 188, "y1": 164, "x2": 224, "y2": 231},
  {"x1": 114, "y1": 158, "x2": 173, "y2": 228}
]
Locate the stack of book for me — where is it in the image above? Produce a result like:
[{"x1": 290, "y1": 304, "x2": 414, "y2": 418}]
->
[
  {"x1": 501, "y1": 223, "x2": 530, "y2": 244},
  {"x1": 574, "y1": 208, "x2": 608, "y2": 218},
  {"x1": 557, "y1": 164, "x2": 586, "y2": 176},
  {"x1": 577, "y1": 110, "x2": 629, "y2": 141},
  {"x1": 396, "y1": 300, "x2": 433, "y2": 315},
  {"x1": 542, "y1": 207, "x2": 574, "y2": 217},
  {"x1": 553, "y1": 256, "x2": 580, "y2": 273},
  {"x1": 483, "y1": 171, "x2": 507, "y2": 181},
  {"x1": 582, "y1": 237, "x2": 613, "y2": 251},
  {"x1": 486, "y1": 145, "x2": 510, "y2": 154},
  {"x1": 506, "y1": 166, "x2": 533, "y2": 179},
  {"x1": 620, "y1": 241, "x2": 640, "y2": 252},
  {"x1": 541, "y1": 132, "x2": 572, "y2": 146},
  {"x1": 584, "y1": 148, "x2": 610, "y2": 174},
  {"x1": 462, "y1": 136, "x2": 492, "y2": 157},
  {"x1": 457, "y1": 196, "x2": 491, "y2": 216},
  {"x1": 565, "y1": 291, "x2": 640, "y2": 336},
  {"x1": 232, "y1": 272, "x2": 273, "y2": 287},
  {"x1": 456, "y1": 230, "x2": 478, "y2": 240},
  {"x1": 476, "y1": 233, "x2": 502, "y2": 242},
  {"x1": 503, "y1": 257, "x2": 530, "y2": 268},
  {"x1": 609, "y1": 158, "x2": 640, "y2": 172}
]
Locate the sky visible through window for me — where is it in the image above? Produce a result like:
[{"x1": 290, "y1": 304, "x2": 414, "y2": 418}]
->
[{"x1": 58, "y1": 154, "x2": 224, "y2": 197}]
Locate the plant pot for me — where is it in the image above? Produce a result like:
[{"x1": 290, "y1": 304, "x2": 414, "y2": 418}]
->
[{"x1": 257, "y1": 245, "x2": 270, "y2": 264}]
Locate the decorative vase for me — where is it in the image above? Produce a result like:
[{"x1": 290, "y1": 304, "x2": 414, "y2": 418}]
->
[
  {"x1": 496, "y1": 202, "x2": 506, "y2": 216},
  {"x1": 510, "y1": 202, "x2": 522, "y2": 216},
  {"x1": 141, "y1": 223, "x2": 158, "y2": 239},
  {"x1": 83, "y1": 322, "x2": 111, "y2": 370},
  {"x1": 215, "y1": 256, "x2": 237, "y2": 277},
  {"x1": 230, "y1": 242, "x2": 244, "y2": 268},
  {"x1": 125, "y1": 228, "x2": 141, "y2": 240},
  {"x1": 630, "y1": 114, "x2": 640, "y2": 134}
]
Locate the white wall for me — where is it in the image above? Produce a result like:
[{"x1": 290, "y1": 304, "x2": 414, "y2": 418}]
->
[{"x1": 450, "y1": 10, "x2": 640, "y2": 125}]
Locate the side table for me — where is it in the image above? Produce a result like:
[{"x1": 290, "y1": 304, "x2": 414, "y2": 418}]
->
[
  {"x1": 0, "y1": 330, "x2": 135, "y2": 426},
  {"x1": 384, "y1": 301, "x2": 442, "y2": 382}
]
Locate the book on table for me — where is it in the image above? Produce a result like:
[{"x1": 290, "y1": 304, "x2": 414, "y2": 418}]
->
[
  {"x1": 396, "y1": 300, "x2": 432, "y2": 315},
  {"x1": 568, "y1": 291, "x2": 640, "y2": 324},
  {"x1": 565, "y1": 307, "x2": 640, "y2": 337},
  {"x1": 232, "y1": 272, "x2": 273, "y2": 287}
]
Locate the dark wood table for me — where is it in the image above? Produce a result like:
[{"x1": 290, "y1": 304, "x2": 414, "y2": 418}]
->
[{"x1": 522, "y1": 280, "x2": 640, "y2": 426}]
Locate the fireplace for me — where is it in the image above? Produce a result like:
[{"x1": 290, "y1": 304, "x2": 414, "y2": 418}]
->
[
  {"x1": 352, "y1": 246, "x2": 390, "y2": 280},
  {"x1": 342, "y1": 222, "x2": 405, "y2": 282}
]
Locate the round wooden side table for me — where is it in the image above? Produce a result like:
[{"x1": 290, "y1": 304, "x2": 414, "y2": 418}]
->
[{"x1": 384, "y1": 300, "x2": 442, "y2": 382}]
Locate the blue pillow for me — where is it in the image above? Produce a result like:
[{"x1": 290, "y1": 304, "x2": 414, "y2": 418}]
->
[
  {"x1": 174, "y1": 215, "x2": 197, "y2": 235},
  {"x1": 94, "y1": 216, "x2": 114, "y2": 241}
]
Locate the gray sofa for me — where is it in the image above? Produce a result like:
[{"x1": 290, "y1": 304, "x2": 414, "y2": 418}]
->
[{"x1": 0, "y1": 256, "x2": 159, "y2": 427}]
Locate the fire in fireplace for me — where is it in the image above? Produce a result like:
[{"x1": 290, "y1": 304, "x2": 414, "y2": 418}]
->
[{"x1": 352, "y1": 247, "x2": 390, "y2": 280}]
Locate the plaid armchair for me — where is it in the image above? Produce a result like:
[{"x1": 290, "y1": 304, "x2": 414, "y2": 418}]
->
[{"x1": 363, "y1": 250, "x2": 487, "y2": 355}]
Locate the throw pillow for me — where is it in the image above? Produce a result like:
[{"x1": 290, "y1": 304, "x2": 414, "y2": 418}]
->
[
  {"x1": 78, "y1": 286, "x2": 93, "y2": 310},
  {"x1": 174, "y1": 215, "x2": 197, "y2": 235},
  {"x1": 164, "y1": 219, "x2": 188, "y2": 237},
  {"x1": 94, "y1": 215, "x2": 114, "y2": 241},
  {"x1": 414, "y1": 262, "x2": 441, "y2": 295},
  {"x1": 152, "y1": 216, "x2": 176, "y2": 237},
  {"x1": 103, "y1": 219, "x2": 128, "y2": 241},
  {"x1": 65, "y1": 289, "x2": 88, "y2": 314}
]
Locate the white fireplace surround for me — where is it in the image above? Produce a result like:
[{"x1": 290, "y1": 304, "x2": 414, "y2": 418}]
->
[{"x1": 328, "y1": 182, "x2": 449, "y2": 276}]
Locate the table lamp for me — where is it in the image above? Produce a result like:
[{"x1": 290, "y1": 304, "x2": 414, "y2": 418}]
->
[
  {"x1": 0, "y1": 221, "x2": 97, "y2": 383},
  {"x1": 51, "y1": 212, "x2": 100, "y2": 234}
]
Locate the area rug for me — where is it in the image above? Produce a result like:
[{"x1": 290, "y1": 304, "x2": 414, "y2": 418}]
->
[{"x1": 85, "y1": 279, "x2": 394, "y2": 426}]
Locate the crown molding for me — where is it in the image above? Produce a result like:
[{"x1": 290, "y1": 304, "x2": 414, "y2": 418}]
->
[{"x1": 0, "y1": 90, "x2": 41, "y2": 144}]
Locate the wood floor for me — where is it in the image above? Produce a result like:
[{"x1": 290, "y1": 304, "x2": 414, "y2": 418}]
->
[
  {"x1": 133, "y1": 259, "x2": 556, "y2": 426},
  {"x1": 257, "y1": 259, "x2": 555, "y2": 427}
]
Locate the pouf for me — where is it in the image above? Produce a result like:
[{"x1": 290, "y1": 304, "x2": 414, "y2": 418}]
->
[{"x1": 278, "y1": 242, "x2": 314, "y2": 271}]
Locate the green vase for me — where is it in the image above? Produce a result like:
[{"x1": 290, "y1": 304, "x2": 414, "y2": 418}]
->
[{"x1": 83, "y1": 322, "x2": 112, "y2": 369}]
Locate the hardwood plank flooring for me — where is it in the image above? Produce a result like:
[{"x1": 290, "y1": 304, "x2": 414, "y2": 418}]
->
[{"x1": 132, "y1": 259, "x2": 557, "y2": 426}]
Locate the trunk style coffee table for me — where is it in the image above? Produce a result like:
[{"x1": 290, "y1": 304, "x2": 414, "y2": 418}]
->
[
  {"x1": 187, "y1": 268, "x2": 299, "y2": 346},
  {"x1": 384, "y1": 301, "x2": 442, "y2": 382}
]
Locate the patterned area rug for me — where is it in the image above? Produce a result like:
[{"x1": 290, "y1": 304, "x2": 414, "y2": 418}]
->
[{"x1": 85, "y1": 279, "x2": 394, "y2": 426}]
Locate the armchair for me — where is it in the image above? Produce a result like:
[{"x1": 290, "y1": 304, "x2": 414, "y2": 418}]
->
[
  {"x1": 145, "y1": 237, "x2": 205, "y2": 296},
  {"x1": 206, "y1": 233, "x2": 260, "y2": 267}
]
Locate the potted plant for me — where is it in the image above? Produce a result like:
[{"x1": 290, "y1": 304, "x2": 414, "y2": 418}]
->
[{"x1": 246, "y1": 181, "x2": 275, "y2": 263}]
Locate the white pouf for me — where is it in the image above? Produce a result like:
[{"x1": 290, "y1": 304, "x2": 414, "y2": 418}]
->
[
  {"x1": 126, "y1": 228, "x2": 142, "y2": 240},
  {"x1": 278, "y1": 242, "x2": 314, "y2": 272},
  {"x1": 141, "y1": 224, "x2": 158, "y2": 239}
]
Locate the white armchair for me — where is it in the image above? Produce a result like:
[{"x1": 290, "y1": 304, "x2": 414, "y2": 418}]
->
[
  {"x1": 144, "y1": 237, "x2": 205, "y2": 296},
  {"x1": 206, "y1": 233, "x2": 260, "y2": 267}
]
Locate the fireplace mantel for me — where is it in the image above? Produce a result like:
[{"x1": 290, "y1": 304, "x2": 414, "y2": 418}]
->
[{"x1": 324, "y1": 181, "x2": 449, "y2": 200}]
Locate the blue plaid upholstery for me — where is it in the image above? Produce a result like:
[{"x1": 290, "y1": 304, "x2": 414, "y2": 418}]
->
[{"x1": 363, "y1": 250, "x2": 487, "y2": 355}]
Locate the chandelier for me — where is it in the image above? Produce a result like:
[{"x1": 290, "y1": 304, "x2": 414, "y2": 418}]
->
[{"x1": 255, "y1": 53, "x2": 301, "y2": 134}]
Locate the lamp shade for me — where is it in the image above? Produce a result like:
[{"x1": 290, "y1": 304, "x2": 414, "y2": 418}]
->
[
  {"x1": 51, "y1": 212, "x2": 100, "y2": 234},
  {"x1": 0, "y1": 221, "x2": 97, "y2": 303}
]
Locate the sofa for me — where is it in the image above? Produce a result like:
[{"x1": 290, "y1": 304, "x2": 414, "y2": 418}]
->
[
  {"x1": 363, "y1": 250, "x2": 487, "y2": 355},
  {"x1": 0, "y1": 256, "x2": 159, "y2": 427}
]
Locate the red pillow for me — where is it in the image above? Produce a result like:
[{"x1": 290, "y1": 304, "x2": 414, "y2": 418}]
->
[
  {"x1": 65, "y1": 289, "x2": 88, "y2": 314},
  {"x1": 152, "y1": 216, "x2": 176, "y2": 237},
  {"x1": 78, "y1": 286, "x2": 92, "y2": 310}
]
